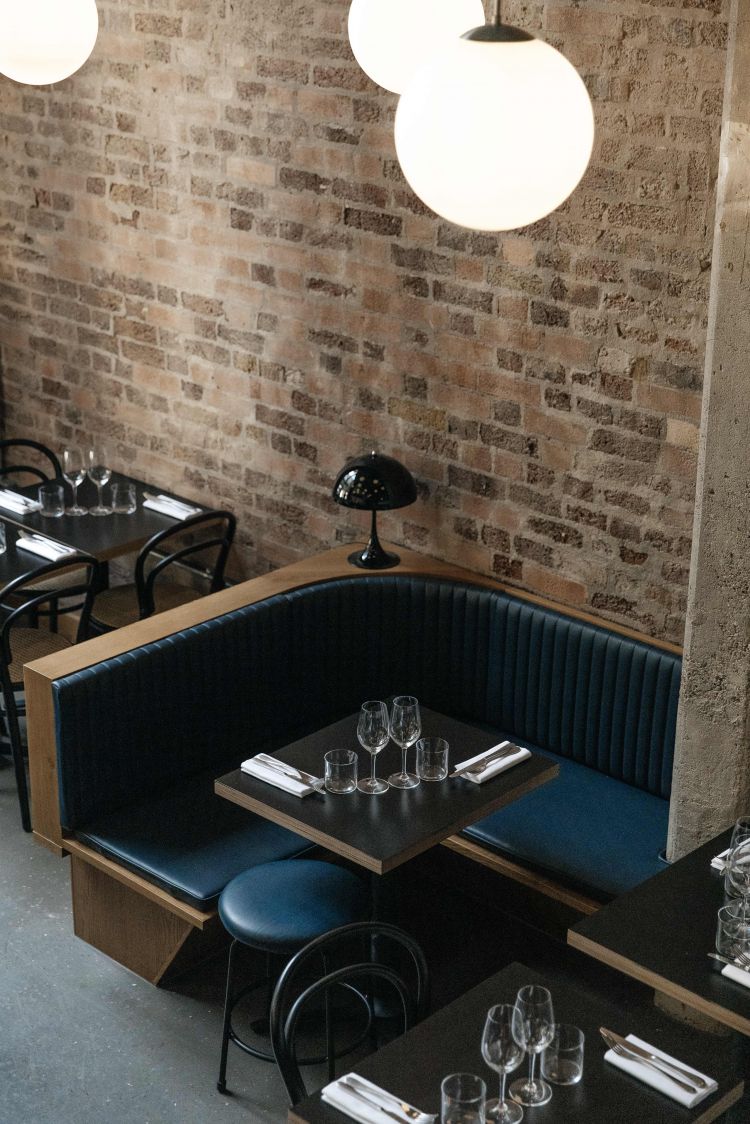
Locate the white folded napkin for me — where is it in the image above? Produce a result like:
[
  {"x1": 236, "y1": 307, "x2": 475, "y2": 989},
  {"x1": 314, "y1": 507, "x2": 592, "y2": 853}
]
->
[
  {"x1": 0, "y1": 490, "x2": 41, "y2": 514},
  {"x1": 240, "y1": 753, "x2": 318, "y2": 797},
  {"x1": 16, "y1": 535, "x2": 74, "y2": 561},
  {"x1": 142, "y1": 493, "x2": 201, "y2": 519},
  {"x1": 452, "y1": 740, "x2": 531, "y2": 784},
  {"x1": 711, "y1": 847, "x2": 730, "y2": 871},
  {"x1": 604, "y1": 1034, "x2": 717, "y2": 1108},
  {"x1": 721, "y1": 962, "x2": 750, "y2": 988},
  {"x1": 322, "y1": 1073, "x2": 431, "y2": 1124}
]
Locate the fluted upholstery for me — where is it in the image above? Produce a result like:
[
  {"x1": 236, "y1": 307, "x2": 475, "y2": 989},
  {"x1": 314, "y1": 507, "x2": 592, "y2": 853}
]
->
[{"x1": 53, "y1": 575, "x2": 681, "y2": 902}]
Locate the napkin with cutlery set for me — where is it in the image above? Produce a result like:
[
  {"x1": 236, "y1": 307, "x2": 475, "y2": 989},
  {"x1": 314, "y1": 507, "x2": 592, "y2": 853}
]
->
[
  {"x1": 322, "y1": 1072, "x2": 434, "y2": 1124},
  {"x1": 0, "y1": 490, "x2": 41, "y2": 515},
  {"x1": 241, "y1": 753, "x2": 322, "y2": 796},
  {"x1": 450, "y1": 740, "x2": 531, "y2": 783},
  {"x1": 16, "y1": 533, "x2": 75, "y2": 561},
  {"x1": 142, "y1": 492, "x2": 202, "y2": 519},
  {"x1": 601, "y1": 1027, "x2": 717, "y2": 1108}
]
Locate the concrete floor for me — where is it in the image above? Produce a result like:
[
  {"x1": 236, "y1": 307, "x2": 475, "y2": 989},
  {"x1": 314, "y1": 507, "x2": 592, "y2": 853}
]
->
[{"x1": 2, "y1": 755, "x2": 748, "y2": 1124}]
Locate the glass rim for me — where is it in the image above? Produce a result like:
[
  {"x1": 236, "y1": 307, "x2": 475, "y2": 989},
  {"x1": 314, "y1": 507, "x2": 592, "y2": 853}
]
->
[
  {"x1": 416, "y1": 736, "x2": 448, "y2": 751},
  {"x1": 325, "y1": 748, "x2": 357, "y2": 763},
  {"x1": 392, "y1": 694, "x2": 418, "y2": 707}
]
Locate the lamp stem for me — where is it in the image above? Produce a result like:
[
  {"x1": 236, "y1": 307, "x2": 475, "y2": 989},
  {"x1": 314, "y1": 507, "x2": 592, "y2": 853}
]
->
[{"x1": 494, "y1": 0, "x2": 502, "y2": 25}]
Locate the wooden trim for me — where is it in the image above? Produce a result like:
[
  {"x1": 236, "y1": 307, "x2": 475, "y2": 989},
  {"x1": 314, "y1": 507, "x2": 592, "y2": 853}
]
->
[
  {"x1": 65, "y1": 838, "x2": 214, "y2": 928},
  {"x1": 442, "y1": 835, "x2": 601, "y2": 916},
  {"x1": 26, "y1": 662, "x2": 62, "y2": 850},
  {"x1": 567, "y1": 929, "x2": 750, "y2": 1038}
]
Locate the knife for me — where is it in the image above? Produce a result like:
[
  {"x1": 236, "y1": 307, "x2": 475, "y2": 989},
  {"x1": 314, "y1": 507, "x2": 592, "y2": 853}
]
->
[
  {"x1": 255, "y1": 755, "x2": 322, "y2": 787},
  {"x1": 339, "y1": 1078, "x2": 417, "y2": 1123},
  {"x1": 600, "y1": 1027, "x2": 708, "y2": 1089}
]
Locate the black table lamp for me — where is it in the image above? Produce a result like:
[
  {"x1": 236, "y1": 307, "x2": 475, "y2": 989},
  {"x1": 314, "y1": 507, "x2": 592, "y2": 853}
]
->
[{"x1": 332, "y1": 451, "x2": 417, "y2": 569}]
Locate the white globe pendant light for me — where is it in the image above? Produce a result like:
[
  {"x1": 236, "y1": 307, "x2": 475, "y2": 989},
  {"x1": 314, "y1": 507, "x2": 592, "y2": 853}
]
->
[
  {"x1": 348, "y1": 0, "x2": 484, "y2": 95},
  {"x1": 394, "y1": 6, "x2": 595, "y2": 232},
  {"x1": 0, "y1": 0, "x2": 99, "y2": 85}
]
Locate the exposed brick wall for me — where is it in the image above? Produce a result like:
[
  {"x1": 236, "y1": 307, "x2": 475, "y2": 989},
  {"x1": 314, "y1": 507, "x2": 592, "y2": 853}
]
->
[{"x1": 0, "y1": 0, "x2": 729, "y2": 641}]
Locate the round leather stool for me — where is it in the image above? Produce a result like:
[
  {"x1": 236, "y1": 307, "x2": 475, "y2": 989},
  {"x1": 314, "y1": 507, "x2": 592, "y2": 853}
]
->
[{"x1": 216, "y1": 859, "x2": 370, "y2": 1094}]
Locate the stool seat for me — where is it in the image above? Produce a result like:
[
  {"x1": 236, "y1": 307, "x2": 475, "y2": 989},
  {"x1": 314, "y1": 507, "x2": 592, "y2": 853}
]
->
[{"x1": 219, "y1": 860, "x2": 370, "y2": 955}]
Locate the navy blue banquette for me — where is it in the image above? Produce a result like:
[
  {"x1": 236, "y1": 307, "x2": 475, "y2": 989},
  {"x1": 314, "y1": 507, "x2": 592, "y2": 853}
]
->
[{"x1": 28, "y1": 546, "x2": 681, "y2": 980}]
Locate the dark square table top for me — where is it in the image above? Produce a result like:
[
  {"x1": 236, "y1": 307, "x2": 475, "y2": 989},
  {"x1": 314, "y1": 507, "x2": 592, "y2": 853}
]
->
[
  {"x1": 0, "y1": 525, "x2": 57, "y2": 587},
  {"x1": 215, "y1": 708, "x2": 558, "y2": 874},
  {"x1": 569, "y1": 829, "x2": 750, "y2": 1037},
  {"x1": 289, "y1": 960, "x2": 743, "y2": 1124},
  {"x1": 1, "y1": 474, "x2": 210, "y2": 562}
]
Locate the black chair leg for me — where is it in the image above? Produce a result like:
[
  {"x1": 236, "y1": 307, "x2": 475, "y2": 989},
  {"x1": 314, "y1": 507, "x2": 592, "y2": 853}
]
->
[
  {"x1": 6, "y1": 692, "x2": 30, "y2": 832},
  {"x1": 217, "y1": 939, "x2": 239, "y2": 1095},
  {"x1": 323, "y1": 952, "x2": 336, "y2": 1084}
]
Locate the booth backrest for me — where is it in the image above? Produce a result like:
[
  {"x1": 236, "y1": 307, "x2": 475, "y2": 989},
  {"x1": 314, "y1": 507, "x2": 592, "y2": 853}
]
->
[{"x1": 53, "y1": 576, "x2": 681, "y2": 830}]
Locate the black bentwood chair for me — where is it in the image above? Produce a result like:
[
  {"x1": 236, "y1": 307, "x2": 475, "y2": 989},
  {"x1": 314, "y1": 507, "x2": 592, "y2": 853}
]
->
[
  {"x1": 270, "y1": 921, "x2": 430, "y2": 1105},
  {"x1": 88, "y1": 509, "x2": 236, "y2": 633},
  {"x1": 0, "y1": 553, "x2": 99, "y2": 832},
  {"x1": 0, "y1": 438, "x2": 62, "y2": 484}
]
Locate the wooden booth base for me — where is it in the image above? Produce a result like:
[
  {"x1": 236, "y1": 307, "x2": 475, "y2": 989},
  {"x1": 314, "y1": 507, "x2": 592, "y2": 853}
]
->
[{"x1": 70, "y1": 855, "x2": 227, "y2": 985}]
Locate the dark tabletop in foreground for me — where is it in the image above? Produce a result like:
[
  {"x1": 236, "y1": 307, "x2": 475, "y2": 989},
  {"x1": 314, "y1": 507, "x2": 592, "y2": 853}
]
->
[
  {"x1": 216, "y1": 708, "x2": 557, "y2": 874},
  {"x1": 289, "y1": 960, "x2": 743, "y2": 1124},
  {"x1": 569, "y1": 830, "x2": 750, "y2": 1036}
]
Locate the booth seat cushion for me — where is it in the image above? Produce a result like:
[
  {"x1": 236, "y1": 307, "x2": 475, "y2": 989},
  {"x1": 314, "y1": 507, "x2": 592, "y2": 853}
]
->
[
  {"x1": 75, "y1": 771, "x2": 314, "y2": 910},
  {"x1": 464, "y1": 741, "x2": 669, "y2": 899}
]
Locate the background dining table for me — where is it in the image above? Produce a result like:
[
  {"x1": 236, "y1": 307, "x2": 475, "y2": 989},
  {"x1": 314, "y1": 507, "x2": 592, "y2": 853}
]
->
[{"x1": 289, "y1": 960, "x2": 744, "y2": 1124}]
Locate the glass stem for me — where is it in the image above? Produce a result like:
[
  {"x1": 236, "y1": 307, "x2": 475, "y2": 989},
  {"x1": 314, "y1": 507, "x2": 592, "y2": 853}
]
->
[
  {"x1": 371, "y1": 753, "x2": 376, "y2": 785},
  {"x1": 499, "y1": 1071, "x2": 506, "y2": 1107},
  {"x1": 528, "y1": 1051, "x2": 536, "y2": 1090},
  {"x1": 72, "y1": 481, "x2": 78, "y2": 507},
  {"x1": 401, "y1": 747, "x2": 407, "y2": 777},
  {"x1": 97, "y1": 482, "x2": 103, "y2": 509}
]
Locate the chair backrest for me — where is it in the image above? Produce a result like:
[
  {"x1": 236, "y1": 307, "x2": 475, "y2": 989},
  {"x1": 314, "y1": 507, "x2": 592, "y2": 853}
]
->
[
  {"x1": 134, "y1": 509, "x2": 236, "y2": 619},
  {"x1": 269, "y1": 921, "x2": 430, "y2": 1105},
  {"x1": 0, "y1": 554, "x2": 100, "y2": 674},
  {"x1": 0, "y1": 438, "x2": 62, "y2": 484}
]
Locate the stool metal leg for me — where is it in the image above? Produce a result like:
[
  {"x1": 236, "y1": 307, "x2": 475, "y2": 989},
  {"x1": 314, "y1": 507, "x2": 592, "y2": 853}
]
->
[{"x1": 217, "y1": 939, "x2": 240, "y2": 1094}]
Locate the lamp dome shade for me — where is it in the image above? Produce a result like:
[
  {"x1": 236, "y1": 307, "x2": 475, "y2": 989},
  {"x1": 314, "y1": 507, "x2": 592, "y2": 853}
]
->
[
  {"x1": 394, "y1": 31, "x2": 595, "y2": 232},
  {"x1": 0, "y1": 0, "x2": 99, "y2": 85},
  {"x1": 348, "y1": 0, "x2": 484, "y2": 95},
  {"x1": 333, "y1": 452, "x2": 417, "y2": 511}
]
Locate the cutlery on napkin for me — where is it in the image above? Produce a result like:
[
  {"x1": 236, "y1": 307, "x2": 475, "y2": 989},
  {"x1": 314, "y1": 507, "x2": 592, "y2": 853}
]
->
[
  {"x1": 707, "y1": 953, "x2": 750, "y2": 989},
  {"x1": 16, "y1": 534, "x2": 74, "y2": 561},
  {"x1": 450, "y1": 741, "x2": 531, "y2": 783},
  {"x1": 240, "y1": 753, "x2": 321, "y2": 797},
  {"x1": 601, "y1": 1029, "x2": 717, "y2": 1108},
  {"x1": 711, "y1": 847, "x2": 730, "y2": 872},
  {"x1": 142, "y1": 492, "x2": 201, "y2": 519},
  {"x1": 0, "y1": 490, "x2": 41, "y2": 514},
  {"x1": 321, "y1": 1072, "x2": 435, "y2": 1124}
]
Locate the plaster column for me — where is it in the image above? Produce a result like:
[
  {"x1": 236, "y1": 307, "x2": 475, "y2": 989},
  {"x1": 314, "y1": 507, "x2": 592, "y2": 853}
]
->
[{"x1": 667, "y1": 0, "x2": 750, "y2": 859}]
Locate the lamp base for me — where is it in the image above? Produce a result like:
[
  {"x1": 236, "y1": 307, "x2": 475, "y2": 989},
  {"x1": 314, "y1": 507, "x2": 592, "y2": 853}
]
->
[{"x1": 347, "y1": 545, "x2": 400, "y2": 570}]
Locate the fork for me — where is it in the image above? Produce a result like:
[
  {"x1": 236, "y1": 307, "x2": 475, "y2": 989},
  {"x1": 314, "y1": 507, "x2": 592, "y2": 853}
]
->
[
  {"x1": 464, "y1": 745, "x2": 517, "y2": 776},
  {"x1": 601, "y1": 1033, "x2": 697, "y2": 1094}
]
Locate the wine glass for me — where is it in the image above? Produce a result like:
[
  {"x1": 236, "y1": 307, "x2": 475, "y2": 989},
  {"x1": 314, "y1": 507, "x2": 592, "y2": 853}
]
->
[
  {"x1": 481, "y1": 1004, "x2": 525, "y2": 1123},
  {"x1": 510, "y1": 985, "x2": 555, "y2": 1107},
  {"x1": 727, "y1": 840, "x2": 750, "y2": 917},
  {"x1": 356, "y1": 700, "x2": 390, "y2": 795},
  {"x1": 726, "y1": 817, "x2": 750, "y2": 897},
  {"x1": 87, "y1": 446, "x2": 112, "y2": 516},
  {"x1": 62, "y1": 446, "x2": 87, "y2": 516},
  {"x1": 388, "y1": 695, "x2": 421, "y2": 789}
]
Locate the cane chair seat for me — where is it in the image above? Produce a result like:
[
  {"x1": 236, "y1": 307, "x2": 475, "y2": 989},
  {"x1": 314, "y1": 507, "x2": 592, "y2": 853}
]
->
[
  {"x1": 90, "y1": 581, "x2": 202, "y2": 630},
  {"x1": 7, "y1": 627, "x2": 72, "y2": 684}
]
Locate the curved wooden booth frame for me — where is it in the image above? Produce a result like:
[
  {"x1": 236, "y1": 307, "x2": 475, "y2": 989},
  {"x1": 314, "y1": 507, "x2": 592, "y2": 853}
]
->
[{"x1": 24, "y1": 544, "x2": 681, "y2": 983}]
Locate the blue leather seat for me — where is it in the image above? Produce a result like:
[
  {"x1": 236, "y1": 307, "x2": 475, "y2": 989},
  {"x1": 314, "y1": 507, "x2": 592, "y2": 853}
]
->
[
  {"x1": 464, "y1": 741, "x2": 670, "y2": 898},
  {"x1": 219, "y1": 861, "x2": 370, "y2": 954},
  {"x1": 76, "y1": 772, "x2": 314, "y2": 909}
]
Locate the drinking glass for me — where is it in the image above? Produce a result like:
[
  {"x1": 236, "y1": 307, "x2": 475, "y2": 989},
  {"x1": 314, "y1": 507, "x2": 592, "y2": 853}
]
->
[
  {"x1": 62, "y1": 446, "x2": 87, "y2": 515},
  {"x1": 416, "y1": 737, "x2": 449, "y2": 782},
  {"x1": 510, "y1": 985, "x2": 555, "y2": 1107},
  {"x1": 38, "y1": 482, "x2": 64, "y2": 518},
  {"x1": 717, "y1": 899, "x2": 750, "y2": 958},
  {"x1": 481, "y1": 1004, "x2": 524, "y2": 1123},
  {"x1": 388, "y1": 694, "x2": 421, "y2": 789},
  {"x1": 87, "y1": 446, "x2": 112, "y2": 516},
  {"x1": 111, "y1": 482, "x2": 137, "y2": 514},
  {"x1": 356, "y1": 699, "x2": 390, "y2": 795},
  {"x1": 441, "y1": 1073, "x2": 486, "y2": 1124},
  {"x1": 541, "y1": 1024, "x2": 584, "y2": 1086},
  {"x1": 324, "y1": 749, "x2": 357, "y2": 794}
]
